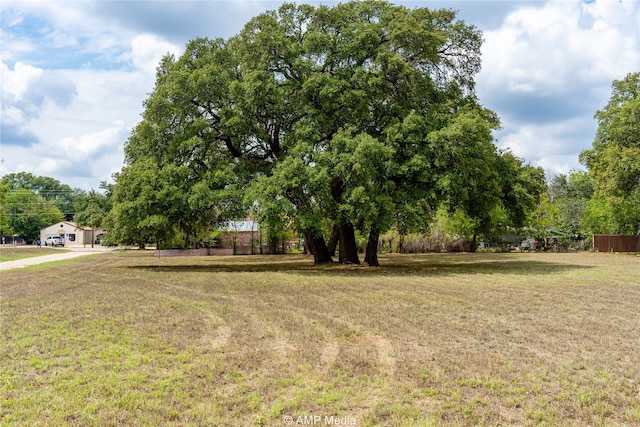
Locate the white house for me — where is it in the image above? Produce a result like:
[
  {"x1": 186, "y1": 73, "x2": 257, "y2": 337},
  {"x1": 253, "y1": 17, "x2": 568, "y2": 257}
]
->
[{"x1": 40, "y1": 221, "x2": 105, "y2": 246}]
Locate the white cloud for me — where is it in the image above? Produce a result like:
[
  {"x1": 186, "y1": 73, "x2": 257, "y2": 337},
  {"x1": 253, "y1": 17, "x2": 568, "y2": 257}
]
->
[
  {"x1": 477, "y1": 0, "x2": 640, "y2": 175},
  {"x1": 497, "y1": 117, "x2": 592, "y2": 156},
  {"x1": 0, "y1": 1, "x2": 182, "y2": 188},
  {"x1": 125, "y1": 33, "x2": 182, "y2": 73},
  {"x1": 59, "y1": 121, "x2": 126, "y2": 159},
  {"x1": 1, "y1": 60, "x2": 79, "y2": 151},
  {"x1": 0, "y1": 30, "x2": 37, "y2": 62},
  {"x1": 480, "y1": 0, "x2": 639, "y2": 96},
  {"x1": 45, "y1": 28, "x2": 81, "y2": 49},
  {"x1": 1, "y1": 61, "x2": 45, "y2": 147},
  {"x1": 4, "y1": 113, "x2": 129, "y2": 189},
  {"x1": 1, "y1": 63, "x2": 144, "y2": 187},
  {"x1": 1, "y1": 61, "x2": 42, "y2": 100}
]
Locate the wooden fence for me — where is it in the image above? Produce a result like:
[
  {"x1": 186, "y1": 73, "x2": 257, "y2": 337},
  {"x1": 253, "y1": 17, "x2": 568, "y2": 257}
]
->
[
  {"x1": 155, "y1": 248, "x2": 233, "y2": 257},
  {"x1": 593, "y1": 234, "x2": 640, "y2": 252}
]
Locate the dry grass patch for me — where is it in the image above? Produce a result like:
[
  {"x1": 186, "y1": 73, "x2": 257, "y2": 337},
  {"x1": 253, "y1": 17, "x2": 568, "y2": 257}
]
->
[{"x1": 1, "y1": 251, "x2": 639, "y2": 426}]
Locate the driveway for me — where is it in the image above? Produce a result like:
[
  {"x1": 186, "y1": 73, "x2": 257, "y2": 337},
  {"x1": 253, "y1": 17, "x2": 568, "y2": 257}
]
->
[{"x1": 0, "y1": 246, "x2": 113, "y2": 271}]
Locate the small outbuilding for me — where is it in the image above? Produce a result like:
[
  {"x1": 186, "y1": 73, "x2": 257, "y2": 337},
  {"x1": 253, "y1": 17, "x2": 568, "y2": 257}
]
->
[{"x1": 40, "y1": 221, "x2": 105, "y2": 246}]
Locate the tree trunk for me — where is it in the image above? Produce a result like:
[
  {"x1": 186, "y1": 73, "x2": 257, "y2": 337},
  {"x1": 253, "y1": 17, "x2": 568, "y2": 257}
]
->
[
  {"x1": 303, "y1": 235, "x2": 312, "y2": 255},
  {"x1": 304, "y1": 231, "x2": 333, "y2": 264},
  {"x1": 327, "y1": 225, "x2": 339, "y2": 256},
  {"x1": 364, "y1": 228, "x2": 380, "y2": 266},
  {"x1": 338, "y1": 223, "x2": 360, "y2": 265}
]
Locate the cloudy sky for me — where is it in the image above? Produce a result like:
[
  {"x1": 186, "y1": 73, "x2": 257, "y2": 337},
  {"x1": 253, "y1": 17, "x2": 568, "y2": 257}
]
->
[{"x1": 1, "y1": 0, "x2": 639, "y2": 191}]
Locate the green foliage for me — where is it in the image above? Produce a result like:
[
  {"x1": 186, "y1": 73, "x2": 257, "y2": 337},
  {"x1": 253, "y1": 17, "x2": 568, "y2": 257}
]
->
[
  {"x1": 0, "y1": 183, "x2": 8, "y2": 236},
  {"x1": 433, "y1": 207, "x2": 482, "y2": 240},
  {"x1": 529, "y1": 192, "x2": 561, "y2": 240},
  {"x1": 1, "y1": 172, "x2": 82, "y2": 219},
  {"x1": 0, "y1": 183, "x2": 64, "y2": 243},
  {"x1": 0, "y1": 172, "x2": 90, "y2": 243},
  {"x1": 248, "y1": 151, "x2": 325, "y2": 237},
  {"x1": 545, "y1": 171, "x2": 594, "y2": 235},
  {"x1": 430, "y1": 146, "x2": 545, "y2": 242},
  {"x1": 580, "y1": 72, "x2": 640, "y2": 234},
  {"x1": 581, "y1": 197, "x2": 617, "y2": 235},
  {"x1": 110, "y1": 55, "x2": 248, "y2": 248},
  {"x1": 108, "y1": 162, "x2": 183, "y2": 248},
  {"x1": 498, "y1": 151, "x2": 546, "y2": 230},
  {"x1": 429, "y1": 109, "x2": 501, "y2": 236},
  {"x1": 110, "y1": 1, "x2": 533, "y2": 257},
  {"x1": 323, "y1": 129, "x2": 396, "y2": 234},
  {"x1": 74, "y1": 182, "x2": 112, "y2": 231}
]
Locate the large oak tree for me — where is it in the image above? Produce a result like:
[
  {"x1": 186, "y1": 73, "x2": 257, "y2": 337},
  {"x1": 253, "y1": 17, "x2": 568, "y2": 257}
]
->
[{"x1": 112, "y1": 1, "x2": 525, "y2": 264}]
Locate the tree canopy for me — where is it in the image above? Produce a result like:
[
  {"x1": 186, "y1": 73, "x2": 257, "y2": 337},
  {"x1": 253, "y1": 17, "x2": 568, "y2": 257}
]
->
[
  {"x1": 110, "y1": 1, "x2": 543, "y2": 263},
  {"x1": 1, "y1": 172, "x2": 81, "y2": 220},
  {"x1": 73, "y1": 182, "x2": 113, "y2": 238},
  {"x1": 580, "y1": 72, "x2": 640, "y2": 234},
  {"x1": 0, "y1": 182, "x2": 65, "y2": 243},
  {"x1": 544, "y1": 171, "x2": 593, "y2": 236}
]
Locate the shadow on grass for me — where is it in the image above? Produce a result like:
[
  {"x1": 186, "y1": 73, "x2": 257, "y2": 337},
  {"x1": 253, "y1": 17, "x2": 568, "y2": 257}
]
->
[{"x1": 122, "y1": 253, "x2": 594, "y2": 277}]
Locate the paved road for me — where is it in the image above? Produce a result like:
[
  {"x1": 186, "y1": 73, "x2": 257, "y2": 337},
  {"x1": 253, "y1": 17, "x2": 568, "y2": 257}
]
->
[{"x1": 0, "y1": 246, "x2": 112, "y2": 271}]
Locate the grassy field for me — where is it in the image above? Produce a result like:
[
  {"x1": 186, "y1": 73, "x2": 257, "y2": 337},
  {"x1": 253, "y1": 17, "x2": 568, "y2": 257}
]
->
[
  {"x1": 0, "y1": 246, "x2": 69, "y2": 262},
  {"x1": 1, "y1": 251, "x2": 639, "y2": 426}
]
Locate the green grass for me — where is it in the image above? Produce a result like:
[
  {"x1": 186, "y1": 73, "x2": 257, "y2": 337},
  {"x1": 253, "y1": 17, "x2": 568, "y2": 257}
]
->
[
  {"x1": 0, "y1": 246, "x2": 69, "y2": 262},
  {"x1": 1, "y1": 252, "x2": 639, "y2": 426}
]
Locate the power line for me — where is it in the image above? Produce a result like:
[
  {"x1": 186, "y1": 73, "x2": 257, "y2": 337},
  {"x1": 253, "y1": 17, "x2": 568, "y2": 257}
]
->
[{"x1": 2, "y1": 191, "x2": 79, "y2": 195}]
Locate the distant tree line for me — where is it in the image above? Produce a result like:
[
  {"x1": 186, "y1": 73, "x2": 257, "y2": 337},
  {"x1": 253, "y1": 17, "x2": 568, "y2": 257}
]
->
[
  {"x1": 0, "y1": 172, "x2": 111, "y2": 244},
  {"x1": 530, "y1": 72, "x2": 640, "y2": 241}
]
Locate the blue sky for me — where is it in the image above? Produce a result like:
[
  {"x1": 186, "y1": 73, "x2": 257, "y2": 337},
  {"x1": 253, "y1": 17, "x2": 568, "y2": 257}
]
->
[{"x1": 1, "y1": 0, "x2": 639, "y2": 191}]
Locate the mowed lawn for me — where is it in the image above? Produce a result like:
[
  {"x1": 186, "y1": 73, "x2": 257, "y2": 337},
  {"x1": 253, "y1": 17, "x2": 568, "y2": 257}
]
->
[
  {"x1": 0, "y1": 247, "x2": 69, "y2": 262},
  {"x1": 1, "y1": 251, "x2": 639, "y2": 426}
]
